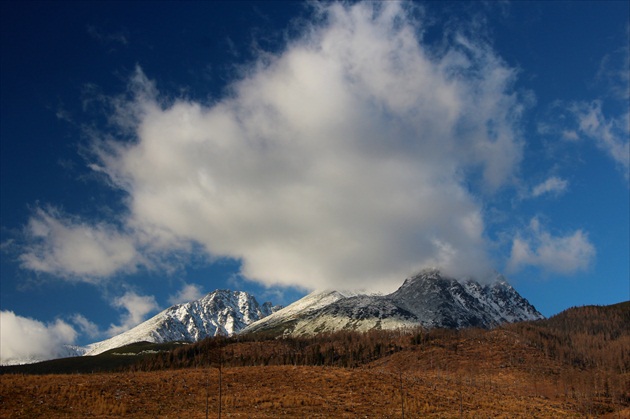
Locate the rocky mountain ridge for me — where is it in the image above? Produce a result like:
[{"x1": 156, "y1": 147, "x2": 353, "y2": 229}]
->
[
  {"x1": 83, "y1": 290, "x2": 278, "y2": 356},
  {"x1": 241, "y1": 269, "x2": 543, "y2": 336}
]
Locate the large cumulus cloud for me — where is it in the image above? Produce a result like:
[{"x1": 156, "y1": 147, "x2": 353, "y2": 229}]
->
[
  {"x1": 0, "y1": 311, "x2": 77, "y2": 365},
  {"x1": 21, "y1": 2, "x2": 526, "y2": 291}
]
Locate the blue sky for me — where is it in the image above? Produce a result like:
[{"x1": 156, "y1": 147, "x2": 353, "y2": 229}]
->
[{"x1": 1, "y1": 1, "x2": 628, "y2": 362}]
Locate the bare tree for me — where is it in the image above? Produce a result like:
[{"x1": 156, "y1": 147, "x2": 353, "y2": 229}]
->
[{"x1": 204, "y1": 333, "x2": 226, "y2": 419}]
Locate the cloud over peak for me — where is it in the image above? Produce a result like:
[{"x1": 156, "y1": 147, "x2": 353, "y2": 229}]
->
[{"x1": 19, "y1": 2, "x2": 527, "y2": 292}]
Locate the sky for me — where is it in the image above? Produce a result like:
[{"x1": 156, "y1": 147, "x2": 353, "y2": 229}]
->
[{"x1": 1, "y1": 1, "x2": 628, "y2": 363}]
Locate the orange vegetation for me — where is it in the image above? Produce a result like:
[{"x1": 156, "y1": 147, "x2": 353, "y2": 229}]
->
[{"x1": 1, "y1": 303, "x2": 628, "y2": 417}]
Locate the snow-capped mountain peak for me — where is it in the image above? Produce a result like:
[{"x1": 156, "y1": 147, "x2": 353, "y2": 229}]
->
[
  {"x1": 84, "y1": 290, "x2": 276, "y2": 356},
  {"x1": 241, "y1": 269, "x2": 543, "y2": 337},
  {"x1": 389, "y1": 270, "x2": 542, "y2": 329}
]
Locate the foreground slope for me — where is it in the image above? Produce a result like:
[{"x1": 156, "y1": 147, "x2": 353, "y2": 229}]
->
[{"x1": 3, "y1": 301, "x2": 628, "y2": 417}]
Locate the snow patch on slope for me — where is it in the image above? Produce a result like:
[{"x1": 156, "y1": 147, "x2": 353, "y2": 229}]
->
[{"x1": 239, "y1": 289, "x2": 355, "y2": 335}]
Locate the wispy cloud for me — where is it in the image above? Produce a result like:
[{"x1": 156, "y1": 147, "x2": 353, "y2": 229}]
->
[
  {"x1": 86, "y1": 25, "x2": 128, "y2": 46},
  {"x1": 507, "y1": 218, "x2": 595, "y2": 275},
  {"x1": 596, "y1": 40, "x2": 629, "y2": 101},
  {"x1": 571, "y1": 100, "x2": 629, "y2": 178},
  {"x1": 561, "y1": 130, "x2": 579, "y2": 141},
  {"x1": 539, "y1": 100, "x2": 629, "y2": 181},
  {"x1": 531, "y1": 176, "x2": 568, "y2": 198},
  {"x1": 70, "y1": 313, "x2": 101, "y2": 339},
  {"x1": 19, "y1": 2, "x2": 528, "y2": 291},
  {"x1": 0, "y1": 311, "x2": 77, "y2": 365},
  {"x1": 540, "y1": 37, "x2": 629, "y2": 182}
]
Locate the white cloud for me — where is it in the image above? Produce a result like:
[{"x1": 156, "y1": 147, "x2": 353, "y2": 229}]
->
[
  {"x1": 571, "y1": 100, "x2": 629, "y2": 177},
  {"x1": 0, "y1": 311, "x2": 77, "y2": 365},
  {"x1": 168, "y1": 283, "x2": 204, "y2": 305},
  {"x1": 21, "y1": 2, "x2": 527, "y2": 291},
  {"x1": 507, "y1": 218, "x2": 595, "y2": 275},
  {"x1": 19, "y1": 207, "x2": 142, "y2": 281},
  {"x1": 106, "y1": 291, "x2": 159, "y2": 336},
  {"x1": 531, "y1": 176, "x2": 568, "y2": 197}
]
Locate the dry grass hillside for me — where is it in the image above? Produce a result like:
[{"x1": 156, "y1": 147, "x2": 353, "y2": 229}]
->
[{"x1": 1, "y1": 302, "x2": 628, "y2": 418}]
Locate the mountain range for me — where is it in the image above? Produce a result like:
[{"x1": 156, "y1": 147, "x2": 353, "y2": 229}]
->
[
  {"x1": 81, "y1": 269, "x2": 542, "y2": 356},
  {"x1": 4, "y1": 269, "x2": 544, "y2": 364}
]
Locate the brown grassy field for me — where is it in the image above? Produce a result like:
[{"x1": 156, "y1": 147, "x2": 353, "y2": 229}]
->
[
  {"x1": 2, "y1": 327, "x2": 628, "y2": 418},
  {"x1": 0, "y1": 365, "x2": 601, "y2": 418}
]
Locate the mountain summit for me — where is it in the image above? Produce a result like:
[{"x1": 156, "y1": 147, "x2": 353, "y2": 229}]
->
[
  {"x1": 388, "y1": 269, "x2": 542, "y2": 328},
  {"x1": 241, "y1": 269, "x2": 543, "y2": 336},
  {"x1": 84, "y1": 290, "x2": 277, "y2": 356}
]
